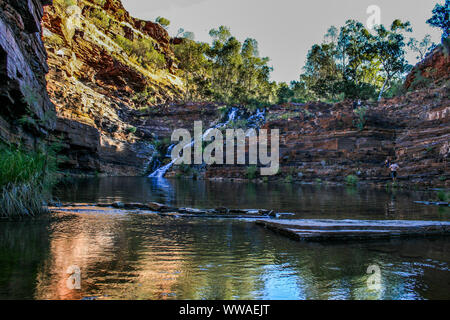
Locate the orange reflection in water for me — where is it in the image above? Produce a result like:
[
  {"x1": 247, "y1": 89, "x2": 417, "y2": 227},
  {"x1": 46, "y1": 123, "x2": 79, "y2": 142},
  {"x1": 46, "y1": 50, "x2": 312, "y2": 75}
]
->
[{"x1": 34, "y1": 209, "x2": 185, "y2": 300}]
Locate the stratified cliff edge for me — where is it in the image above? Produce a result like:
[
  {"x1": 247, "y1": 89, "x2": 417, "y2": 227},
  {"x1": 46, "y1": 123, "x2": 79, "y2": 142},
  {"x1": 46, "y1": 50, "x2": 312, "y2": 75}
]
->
[
  {"x1": 0, "y1": 0, "x2": 54, "y2": 147},
  {"x1": 201, "y1": 45, "x2": 449, "y2": 187},
  {"x1": 0, "y1": 0, "x2": 448, "y2": 185},
  {"x1": 42, "y1": 0, "x2": 186, "y2": 175}
]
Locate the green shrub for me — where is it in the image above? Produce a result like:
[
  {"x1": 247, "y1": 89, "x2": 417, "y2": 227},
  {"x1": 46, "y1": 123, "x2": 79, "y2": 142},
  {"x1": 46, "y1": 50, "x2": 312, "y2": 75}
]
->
[
  {"x1": 353, "y1": 106, "x2": 368, "y2": 131},
  {"x1": 437, "y1": 190, "x2": 448, "y2": 202},
  {"x1": 179, "y1": 163, "x2": 192, "y2": 175},
  {"x1": 0, "y1": 145, "x2": 59, "y2": 218},
  {"x1": 246, "y1": 165, "x2": 258, "y2": 180},
  {"x1": 155, "y1": 17, "x2": 170, "y2": 29},
  {"x1": 0, "y1": 147, "x2": 47, "y2": 187},
  {"x1": 132, "y1": 87, "x2": 157, "y2": 105},
  {"x1": 126, "y1": 126, "x2": 137, "y2": 134},
  {"x1": 284, "y1": 175, "x2": 293, "y2": 183},
  {"x1": 384, "y1": 79, "x2": 406, "y2": 98},
  {"x1": 0, "y1": 183, "x2": 49, "y2": 218},
  {"x1": 88, "y1": 8, "x2": 111, "y2": 30},
  {"x1": 230, "y1": 119, "x2": 249, "y2": 129},
  {"x1": 346, "y1": 175, "x2": 359, "y2": 186},
  {"x1": 115, "y1": 35, "x2": 167, "y2": 70}
]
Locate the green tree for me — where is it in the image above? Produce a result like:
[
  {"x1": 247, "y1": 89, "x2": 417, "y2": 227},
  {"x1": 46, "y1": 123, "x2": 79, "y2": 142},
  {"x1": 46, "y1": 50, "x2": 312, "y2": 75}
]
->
[
  {"x1": 338, "y1": 20, "x2": 376, "y2": 85},
  {"x1": 156, "y1": 16, "x2": 170, "y2": 29},
  {"x1": 427, "y1": 0, "x2": 449, "y2": 41},
  {"x1": 301, "y1": 42, "x2": 341, "y2": 100},
  {"x1": 408, "y1": 35, "x2": 435, "y2": 60},
  {"x1": 171, "y1": 25, "x2": 276, "y2": 106},
  {"x1": 277, "y1": 82, "x2": 293, "y2": 104},
  {"x1": 173, "y1": 39, "x2": 211, "y2": 101},
  {"x1": 373, "y1": 20, "x2": 411, "y2": 100}
]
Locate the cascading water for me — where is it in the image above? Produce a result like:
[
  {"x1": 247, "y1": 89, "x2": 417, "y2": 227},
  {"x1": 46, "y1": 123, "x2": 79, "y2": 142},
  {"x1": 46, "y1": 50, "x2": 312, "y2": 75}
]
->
[
  {"x1": 246, "y1": 108, "x2": 266, "y2": 127},
  {"x1": 148, "y1": 107, "x2": 239, "y2": 179}
]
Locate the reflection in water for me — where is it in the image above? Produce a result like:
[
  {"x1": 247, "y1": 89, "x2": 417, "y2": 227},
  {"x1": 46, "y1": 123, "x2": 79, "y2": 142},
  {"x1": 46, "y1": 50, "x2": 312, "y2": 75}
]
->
[
  {"x1": 21, "y1": 215, "x2": 450, "y2": 300},
  {"x1": 147, "y1": 178, "x2": 175, "y2": 204},
  {"x1": 55, "y1": 177, "x2": 449, "y2": 220},
  {"x1": 0, "y1": 221, "x2": 51, "y2": 299},
  {"x1": 0, "y1": 178, "x2": 448, "y2": 300}
]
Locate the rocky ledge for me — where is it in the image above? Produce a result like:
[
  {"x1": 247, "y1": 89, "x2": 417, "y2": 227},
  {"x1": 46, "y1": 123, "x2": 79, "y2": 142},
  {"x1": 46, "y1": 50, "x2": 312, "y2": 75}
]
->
[
  {"x1": 202, "y1": 83, "x2": 449, "y2": 187},
  {"x1": 48, "y1": 202, "x2": 283, "y2": 219},
  {"x1": 0, "y1": 0, "x2": 54, "y2": 147},
  {"x1": 256, "y1": 219, "x2": 450, "y2": 242}
]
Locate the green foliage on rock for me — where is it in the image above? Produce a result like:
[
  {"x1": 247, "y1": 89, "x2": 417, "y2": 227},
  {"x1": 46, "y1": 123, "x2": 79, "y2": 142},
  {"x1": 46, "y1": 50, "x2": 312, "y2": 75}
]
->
[
  {"x1": 346, "y1": 175, "x2": 359, "y2": 186},
  {"x1": 246, "y1": 165, "x2": 258, "y2": 180},
  {"x1": 115, "y1": 35, "x2": 166, "y2": 70},
  {"x1": 353, "y1": 106, "x2": 368, "y2": 131},
  {"x1": 156, "y1": 17, "x2": 171, "y2": 29},
  {"x1": 437, "y1": 190, "x2": 449, "y2": 202},
  {"x1": 126, "y1": 126, "x2": 137, "y2": 134},
  {"x1": 88, "y1": 8, "x2": 111, "y2": 29}
]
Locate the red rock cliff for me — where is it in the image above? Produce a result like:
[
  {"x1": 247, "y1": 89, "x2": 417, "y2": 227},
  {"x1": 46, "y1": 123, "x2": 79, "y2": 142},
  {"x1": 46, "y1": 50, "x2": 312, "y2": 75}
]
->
[{"x1": 0, "y1": 0, "x2": 55, "y2": 147}]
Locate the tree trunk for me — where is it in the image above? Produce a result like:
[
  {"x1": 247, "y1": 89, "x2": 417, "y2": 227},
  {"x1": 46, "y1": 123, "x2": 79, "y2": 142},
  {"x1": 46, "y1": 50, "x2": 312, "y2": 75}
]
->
[{"x1": 378, "y1": 77, "x2": 389, "y2": 101}]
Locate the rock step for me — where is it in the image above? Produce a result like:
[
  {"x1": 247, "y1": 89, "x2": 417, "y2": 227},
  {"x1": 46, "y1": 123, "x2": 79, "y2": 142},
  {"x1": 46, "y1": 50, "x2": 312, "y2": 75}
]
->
[
  {"x1": 256, "y1": 219, "x2": 450, "y2": 242},
  {"x1": 48, "y1": 203, "x2": 275, "y2": 218}
]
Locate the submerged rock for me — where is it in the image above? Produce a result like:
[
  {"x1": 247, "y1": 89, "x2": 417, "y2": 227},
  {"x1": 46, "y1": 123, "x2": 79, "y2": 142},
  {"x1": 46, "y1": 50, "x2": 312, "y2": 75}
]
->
[
  {"x1": 214, "y1": 207, "x2": 229, "y2": 214},
  {"x1": 112, "y1": 202, "x2": 125, "y2": 208},
  {"x1": 414, "y1": 201, "x2": 449, "y2": 207},
  {"x1": 178, "y1": 208, "x2": 209, "y2": 214}
]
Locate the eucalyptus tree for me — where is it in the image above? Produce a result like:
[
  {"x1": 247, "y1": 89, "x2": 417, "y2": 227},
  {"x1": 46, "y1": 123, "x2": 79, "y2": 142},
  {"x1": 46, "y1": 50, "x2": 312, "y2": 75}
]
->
[
  {"x1": 427, "y1": 0, "x2": 450, "y2": 41},
  {"x1": 155, "y1": 16, "x2": 170, "y2": 29},
  {"x1": 373, "y1": 20, "x2": 411, "y2": 100},
  {"x1": 408, "y1": 35, "x2": 435, "y2": 60}
]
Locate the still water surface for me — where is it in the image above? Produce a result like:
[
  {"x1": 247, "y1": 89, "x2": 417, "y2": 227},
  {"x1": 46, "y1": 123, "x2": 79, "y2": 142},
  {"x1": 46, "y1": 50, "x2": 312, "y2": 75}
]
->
[{"x1": 0, "y1": 178, "x2": 449, "y2": 300}]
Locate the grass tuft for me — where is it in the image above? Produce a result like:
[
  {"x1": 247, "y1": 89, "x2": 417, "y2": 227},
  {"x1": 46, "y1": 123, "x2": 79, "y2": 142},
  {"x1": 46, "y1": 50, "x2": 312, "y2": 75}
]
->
[{"x1": 0, "y1": 145, "x2": 58, "y2": 218}]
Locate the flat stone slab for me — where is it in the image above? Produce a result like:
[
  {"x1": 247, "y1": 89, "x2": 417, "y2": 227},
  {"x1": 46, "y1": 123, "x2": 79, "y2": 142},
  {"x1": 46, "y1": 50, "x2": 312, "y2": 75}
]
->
[
  {"x1": 414, "y1": 201, "x2": 449, "y2": 206},
  {"x1": 256, "y1": 219, "x2": 450, "y2": 242},
  {"x1": 49, "y1": 204, "x2": 270, "y2": 219}
]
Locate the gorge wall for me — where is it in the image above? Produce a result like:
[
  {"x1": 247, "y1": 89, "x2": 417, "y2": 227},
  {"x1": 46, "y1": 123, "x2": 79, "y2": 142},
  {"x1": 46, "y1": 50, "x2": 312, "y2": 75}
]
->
[
  {"x1": 1, "y1": 0, "x2": 184, "y2": 175},
  {"x1": 0, "y1": 0, "x2": 448, "y2": 186},
  {"x1": 0, "y1": 0, "x2": 54, "y2": 148},
  {"x1": 200, "y1": 50, "x2": 449, "y2": 187},
  {"x1": 42, "y1": 0, "x2": 187, "y2": 175}
]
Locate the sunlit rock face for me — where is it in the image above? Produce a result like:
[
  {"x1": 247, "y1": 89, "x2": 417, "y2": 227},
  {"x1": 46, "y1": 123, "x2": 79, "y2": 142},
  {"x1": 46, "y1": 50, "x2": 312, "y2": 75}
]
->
[
  {"x1": 0, "y1": 0, "x2": 54, "y2": 147},
  {"x1": 405, "y1": 44, "x2": 450, "y2": 91},
  {"x1": 41, "y1": 0, "x2": 185, "y2": 175}
]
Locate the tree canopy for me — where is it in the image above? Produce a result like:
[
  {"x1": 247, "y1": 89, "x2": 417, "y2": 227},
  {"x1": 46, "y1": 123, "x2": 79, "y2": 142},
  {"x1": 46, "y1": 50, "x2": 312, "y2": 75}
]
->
[
  {"x1": 287, "y1": 19, "x2": 412, "y2": 103},
  {"x1": 427, "y1": 0, "x2": 450, "y2": 41},
  {"x1": 172, "y1": 26, "x2": 277, "y2": 106}
]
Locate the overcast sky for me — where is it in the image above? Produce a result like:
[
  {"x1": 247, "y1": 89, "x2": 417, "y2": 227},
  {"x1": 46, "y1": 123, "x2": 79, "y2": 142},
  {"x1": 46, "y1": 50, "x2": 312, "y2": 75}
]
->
[{"x1": 121, "y1": 0, "x2": 442, "y2": 83}]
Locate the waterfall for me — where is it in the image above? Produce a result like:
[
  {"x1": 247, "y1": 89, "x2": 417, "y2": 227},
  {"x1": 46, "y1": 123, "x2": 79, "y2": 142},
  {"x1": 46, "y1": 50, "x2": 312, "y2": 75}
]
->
[
  {"x1": 149, "y1": 107, "x2": 238, "y2": 179},
  {"x1": 246, "y1": 108, "x2": 265, "y2": 127}
]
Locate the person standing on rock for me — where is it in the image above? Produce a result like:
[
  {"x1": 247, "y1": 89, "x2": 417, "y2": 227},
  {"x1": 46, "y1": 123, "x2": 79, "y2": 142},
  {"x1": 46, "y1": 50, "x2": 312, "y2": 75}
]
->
[
  {"x1": 384, "y1": 157, "x2": 391, "y2": 178},
  {"x1": 384, "y1": 157, "x2": 391, "y2": 169},
  {"x1": 389, "y1": 163, "x2": 400, "y2": 182}
]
